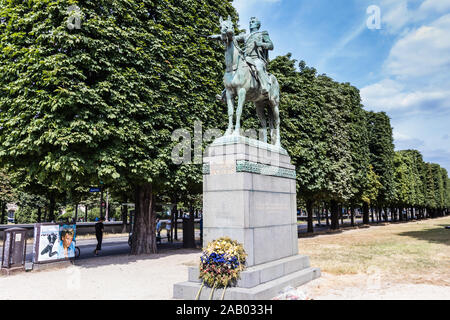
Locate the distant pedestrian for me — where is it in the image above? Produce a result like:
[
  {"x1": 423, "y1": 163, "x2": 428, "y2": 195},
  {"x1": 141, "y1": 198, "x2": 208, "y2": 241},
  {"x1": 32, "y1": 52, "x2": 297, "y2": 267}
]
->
[
  {"x1": 156, "y1": 218, "x2": 161, "y2": 244},
  {"x1": 94, "y1": 216, "x2": 105, "y2": 256},
  {"x1": 165, "y1": 219, "x2": 172, "y2": 242}
]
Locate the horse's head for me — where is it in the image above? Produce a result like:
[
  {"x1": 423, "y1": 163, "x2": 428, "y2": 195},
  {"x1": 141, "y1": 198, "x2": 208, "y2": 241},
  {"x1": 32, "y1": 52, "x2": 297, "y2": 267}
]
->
[{"x1": 219, "y1": 16, "x2": 234, "y2": 41}]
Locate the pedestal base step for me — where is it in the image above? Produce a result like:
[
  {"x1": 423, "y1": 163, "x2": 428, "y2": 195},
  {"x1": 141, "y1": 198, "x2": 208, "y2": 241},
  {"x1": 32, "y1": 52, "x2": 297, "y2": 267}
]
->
[{"x1": 173, "y1": 267, "x2": 321, "y2": 300}]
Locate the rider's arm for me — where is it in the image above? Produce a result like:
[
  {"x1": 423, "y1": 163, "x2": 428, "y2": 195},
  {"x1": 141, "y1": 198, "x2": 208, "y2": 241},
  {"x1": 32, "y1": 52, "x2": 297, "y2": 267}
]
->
[
  {"x1": 261, "y1": 32, "x2": 274, "y2": 51},
  {"x1": 208, "y1": 34, "x2": 222, "y2": 40},
  {"x1": 235, "y1": 33, "x2": 246, "y2": 42}
]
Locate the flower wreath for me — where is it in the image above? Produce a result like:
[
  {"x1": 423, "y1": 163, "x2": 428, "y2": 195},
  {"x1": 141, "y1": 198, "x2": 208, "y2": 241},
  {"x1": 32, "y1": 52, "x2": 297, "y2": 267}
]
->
[{"x1": 196, "y1": 237, "x2": 247, "y2": 300}]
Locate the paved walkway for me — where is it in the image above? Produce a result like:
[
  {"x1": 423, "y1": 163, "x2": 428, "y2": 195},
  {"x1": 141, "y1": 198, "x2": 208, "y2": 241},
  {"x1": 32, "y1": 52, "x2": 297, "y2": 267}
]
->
[{"x1": 0, "y1": 247, "x2": 201, "y2": 300}]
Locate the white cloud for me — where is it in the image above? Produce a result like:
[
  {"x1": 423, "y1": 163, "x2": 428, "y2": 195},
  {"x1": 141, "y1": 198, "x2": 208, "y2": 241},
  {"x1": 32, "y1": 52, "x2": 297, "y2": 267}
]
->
[
  {"x1": 361, "y1": 79, "x2": 450, "y2": 112},
  {"x1": 362, "y1": 7, "x2": 450, "y2": 169},
  {"x1": 380, "y1": 0, "x2": 450, "y2": 33},
  {"x1": 381, "y1": 0, "x2": 413, "y2": 33},
  {"x1": 419, "y1": 0, "x2": 450, "y2": 14},
  {"x1": 391, "y1": 115, "x2": 450, "y2": 170},
  {"x1": 385, "y1": 14, "x2": 450, "y2": 78},
  {"x1": 361, "y1": 13, "x2": 450, "y2": 112}
]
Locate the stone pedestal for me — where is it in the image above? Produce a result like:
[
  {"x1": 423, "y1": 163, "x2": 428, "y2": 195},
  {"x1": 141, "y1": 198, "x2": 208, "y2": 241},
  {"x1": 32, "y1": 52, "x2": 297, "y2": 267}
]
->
[{"x1": 173, "y1": 136, "x2": 320, "y2": 300}]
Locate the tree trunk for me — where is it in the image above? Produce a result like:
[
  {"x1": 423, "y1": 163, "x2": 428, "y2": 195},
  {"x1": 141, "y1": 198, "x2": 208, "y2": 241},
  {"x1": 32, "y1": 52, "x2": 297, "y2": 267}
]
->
[
  {"x1": 131, "y1": 183, "x2": 157, "y2": 255},
  {"x1": 174, "y1": 209, "x2": 179, "y2": 240},
  {"x1": 330, "y1": 200, "x2": 339, "y2": 230},
  {"x1": 85, "y1": 205, "x2": 88, "y2": 222},
  {"x1": 0, "y1": 201, "x2": 5, "y2": 224},
  {"x1": 74, "y1": 204, "x2": 78, "y2": 222},
  {"x1": 48, "y1": 195, "x2": 56, "y2": 222},
  {"x1": 37, "y1": 207, "x2": 42, "y2": 223},
  {"x1": 306, "y1": 199, "x2": 314, "y2": 233},
  {"x1": 169, "y1": 204, "x2": 176, "y2": 243},
  {"x1": 350, "y1": 207, "x2": 355, "y2": 227},
  {"x1": 325, "y1": 208, "x2": 330, "y2": 226},
  {"x1": 121, "y1": 203, "x2": 128, "y2": 233},
  {"x1": 183, "y1": 205, "x2": 196, "y2": 248},
  {"x1": 100, "y1": 187, "x2": 104, "y2": 219},
  {"x1": 363, "y1": 202, "x2": 369, "y2": 225},
  {"x1": 391, "y1": 207, "x2": 396, "y2": 222}
]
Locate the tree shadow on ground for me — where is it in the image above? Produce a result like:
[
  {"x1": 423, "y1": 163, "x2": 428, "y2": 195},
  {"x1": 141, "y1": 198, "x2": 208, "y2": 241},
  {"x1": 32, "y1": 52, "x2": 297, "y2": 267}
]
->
[
  {"x1": 297, "y1": 224, "x2": 372, "y2": 239},
  {"x1": 73, "y1": 241, "x2": 202, "y2": 269},
  {"x1": 397, "y1": 225, "x2": 450, "y2": 246}
]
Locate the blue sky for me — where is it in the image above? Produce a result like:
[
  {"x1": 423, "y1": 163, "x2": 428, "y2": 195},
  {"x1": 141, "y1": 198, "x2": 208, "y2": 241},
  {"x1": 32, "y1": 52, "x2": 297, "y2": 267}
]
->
[{"x1": 232, "y1": 0, "x2": 450, "y2": 172}]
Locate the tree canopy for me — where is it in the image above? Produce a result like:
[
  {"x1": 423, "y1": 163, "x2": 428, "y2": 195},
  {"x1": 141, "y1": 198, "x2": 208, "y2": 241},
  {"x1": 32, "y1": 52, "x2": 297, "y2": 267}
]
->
[{"x1": 0, "y1": 1, "x2": 448, "y2": 240}]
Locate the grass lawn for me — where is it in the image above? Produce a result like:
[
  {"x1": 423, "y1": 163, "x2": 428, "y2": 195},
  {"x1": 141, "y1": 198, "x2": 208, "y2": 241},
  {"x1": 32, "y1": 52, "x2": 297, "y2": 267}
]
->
[{"x1": 299, "y1": 216, "x2": 450, "y2": 286}]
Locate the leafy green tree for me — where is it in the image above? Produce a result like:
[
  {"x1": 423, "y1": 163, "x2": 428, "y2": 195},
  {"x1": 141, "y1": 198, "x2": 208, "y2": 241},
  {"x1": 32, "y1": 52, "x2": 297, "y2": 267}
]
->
[
  {"x1": 0, "y1": 0, "x2": 237, "y2": 254},
  {"x1": 0, "y1": 169, "x2": 16, "y2": 224},
  {"x1": 268, "y1": 55, "x2": 329, "y2": 232},
  {"x1": 431, "y1": 163, "x2": 445, "y2": 215},
  {"x1": 14, "y1": 191, "x2": 47, "y2": 223},
  {"x1": 366, "y1": 111, "x2": 396, "y2": 218},
  {"x1": 424, "y1": 163, "x2": 436, "y2": 216},
  {"x1": 393, "y1": 151, "x2": 414, "y2": 212},
  {"x1": 269, "y1": 55, "x2": 369, "y2": 231},
  {"x1": 440, "y1": 168, "x2": 449, "y2": 215},
  {"x1": 361, "y1": 164, "x2": 382, "y2": 223},
  {"x1": 342, "y1": 83, "x2": 371, "y2": 226},
  {"x1": 445, "y1": 175, "x2": 450, "y2": 213},
  {"x1": 409, "y1": 150, "x2": 426, "y2": 209}
]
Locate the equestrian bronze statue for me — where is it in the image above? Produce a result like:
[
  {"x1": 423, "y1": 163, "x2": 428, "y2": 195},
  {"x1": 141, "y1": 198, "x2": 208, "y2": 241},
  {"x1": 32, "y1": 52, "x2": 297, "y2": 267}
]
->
[{"x1": 209, "y1": 16, "x2": 282, "y2": 147}]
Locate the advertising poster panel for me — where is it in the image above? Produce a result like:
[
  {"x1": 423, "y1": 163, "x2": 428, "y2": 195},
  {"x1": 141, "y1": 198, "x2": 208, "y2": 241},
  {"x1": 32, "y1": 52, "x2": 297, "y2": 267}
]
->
[{"x1": 33, "y1": 224, "x2": 77, "y2": 263}]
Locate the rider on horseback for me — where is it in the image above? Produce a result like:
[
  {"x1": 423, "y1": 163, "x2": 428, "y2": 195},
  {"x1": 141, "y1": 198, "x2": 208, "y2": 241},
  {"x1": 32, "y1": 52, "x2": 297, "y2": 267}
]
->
[
  {"x1": 210, "y1": 17, "x2": 274, "y2": 100},
  {"x1": 236, "y1": 17, "x2": 273, "y2": 96},
  {"x1": 208, "y1": 16, "x2": 282, "y2": 146}
]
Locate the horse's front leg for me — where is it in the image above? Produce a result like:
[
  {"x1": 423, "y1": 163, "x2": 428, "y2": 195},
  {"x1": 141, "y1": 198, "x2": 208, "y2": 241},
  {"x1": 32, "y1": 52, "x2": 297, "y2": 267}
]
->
[
  {"x1": 233, "y1": 88, "x2": 246, "y2": 136},
  {"x1": 225, "y1": 89, "x2": 234, "y2": 136}
]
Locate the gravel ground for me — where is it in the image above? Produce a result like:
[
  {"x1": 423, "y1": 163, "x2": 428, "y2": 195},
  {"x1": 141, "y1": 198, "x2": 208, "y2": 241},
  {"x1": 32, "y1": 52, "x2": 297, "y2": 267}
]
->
[
  {"x1": 298, "y1": 272, "x2": 450, "y2": 300},
  {"x1": 0, "y1": 249, "x2": 201, "y2": 300},
  {"x1": 1, "y1": 249, "x2": 449, "y2": 300}
]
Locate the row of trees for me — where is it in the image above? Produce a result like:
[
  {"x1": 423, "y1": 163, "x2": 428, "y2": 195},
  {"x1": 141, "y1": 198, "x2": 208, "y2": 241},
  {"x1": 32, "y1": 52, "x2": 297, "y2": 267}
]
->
[
  {"x1": 0, "y1": 1, "x2": 448, "y2": 254},
  {"x1": 266, "y1": 54, "x2": 449, "y2": 232},
  {"x1": 0, "y1": 0, "x2": 236, "y2": 254}
]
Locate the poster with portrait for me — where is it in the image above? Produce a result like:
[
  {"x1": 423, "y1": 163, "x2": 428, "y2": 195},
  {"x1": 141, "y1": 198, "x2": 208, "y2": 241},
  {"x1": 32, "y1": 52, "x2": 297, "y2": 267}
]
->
[{"x1": 33, "y1": 224, "x2": 77, "y2": 263}]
